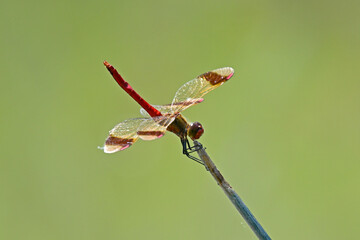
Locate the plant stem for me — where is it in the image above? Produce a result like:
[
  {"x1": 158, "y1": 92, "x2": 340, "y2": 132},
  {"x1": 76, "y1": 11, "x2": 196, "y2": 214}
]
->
[{"x1": 193, "y1": 141, "x2": 271, "y2": 240}]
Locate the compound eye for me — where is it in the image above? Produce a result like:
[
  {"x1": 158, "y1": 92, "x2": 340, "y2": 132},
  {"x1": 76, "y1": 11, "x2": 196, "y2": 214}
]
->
[{"x1": 188, "y1": 122, "x2": 204, "y2": 140}]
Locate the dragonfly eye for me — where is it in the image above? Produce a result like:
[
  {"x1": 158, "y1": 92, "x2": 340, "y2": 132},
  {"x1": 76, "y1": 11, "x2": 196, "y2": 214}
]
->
[{"x1": 188, "y1": 122, "x2": 204, "y2": 140}]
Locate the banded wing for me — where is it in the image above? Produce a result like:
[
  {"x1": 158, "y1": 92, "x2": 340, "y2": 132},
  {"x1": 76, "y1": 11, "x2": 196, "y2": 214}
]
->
[
  {"x1": 139, "y1": 101, "x2": 204, "y2": 117},
  {"x1": 140, "y1": 68, "x2": 233, "y2": 117},
  {"x1": 170, "y1": 67, "x2": 234, "y2": 113},
  {"x1": 104, "y1": 116, "x2": 175, "y2": 153},
  {"x1": 140, "y1": 104, "x2": 174, "y2": 117}
]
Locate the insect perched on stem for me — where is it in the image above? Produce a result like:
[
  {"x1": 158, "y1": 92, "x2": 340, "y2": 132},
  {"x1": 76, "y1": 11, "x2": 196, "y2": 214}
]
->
[{"x1": 103, "y1": 61, "x2": 234, "y2": 163}]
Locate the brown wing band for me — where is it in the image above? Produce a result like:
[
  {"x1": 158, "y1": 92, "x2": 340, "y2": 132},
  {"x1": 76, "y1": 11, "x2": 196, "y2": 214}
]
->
[
  {"x1": 106, "y1": 136, "x2": 134, "y2": 145},
  {"x1": 137, "y1": 131, "x2": 164, "y2": 137},
  {"x1": 199, "y1": 72, "x2": 228, "y2": 85}
]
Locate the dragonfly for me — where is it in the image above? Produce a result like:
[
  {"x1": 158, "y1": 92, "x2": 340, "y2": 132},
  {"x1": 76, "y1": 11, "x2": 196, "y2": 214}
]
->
[{"x1": 102, "y1": 61, "x2": 234, "y2": 163}]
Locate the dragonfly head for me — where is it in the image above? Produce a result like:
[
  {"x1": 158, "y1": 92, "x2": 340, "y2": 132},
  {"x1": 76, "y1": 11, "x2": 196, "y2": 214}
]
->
[{"x1": 188, "y1": 122, "x2": 204, "y2": 140}]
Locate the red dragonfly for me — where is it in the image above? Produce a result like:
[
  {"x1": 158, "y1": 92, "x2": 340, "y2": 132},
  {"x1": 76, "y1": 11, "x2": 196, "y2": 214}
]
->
[{"x1": 103, "y1": 61, "x2": 234, "y2": 163}]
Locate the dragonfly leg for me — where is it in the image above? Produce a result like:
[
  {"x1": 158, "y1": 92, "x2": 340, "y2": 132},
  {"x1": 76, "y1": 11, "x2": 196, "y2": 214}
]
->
[
  {"x1": 181, "y1": 139, "x2": 204, "y2": 165},
  {"x1": 186, "y1": 139, "x2": 203, "y2": 153},
  {"x1": 186, "y1": 139, "x2": 192, "y2": 149}
]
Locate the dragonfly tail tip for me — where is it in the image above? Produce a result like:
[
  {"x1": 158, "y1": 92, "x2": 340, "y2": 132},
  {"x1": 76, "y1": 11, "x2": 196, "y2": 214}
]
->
[{"x1": 103, "y1": 60, "x2": 110, "y2": 67}]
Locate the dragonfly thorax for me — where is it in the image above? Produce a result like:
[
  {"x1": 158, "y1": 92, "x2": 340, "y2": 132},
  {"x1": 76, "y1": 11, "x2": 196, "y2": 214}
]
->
[{"x1": 187, "y1": 122, "x2": 204, "y2": 140}]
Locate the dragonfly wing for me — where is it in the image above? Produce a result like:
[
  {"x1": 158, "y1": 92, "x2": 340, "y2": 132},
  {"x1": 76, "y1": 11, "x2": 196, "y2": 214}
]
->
[
  {"x1": 104, "y1": 118, "x2": 145, "y2": 153},
  {"x1": 139, "y1": 67, "x2": 233, "y2": 116},
  {"x1": 171, "y1": 67, "x2": 234, "y2": 113},
  {"x1": 137, "y1": 115, "x2": 175, "y2": 140},
  {"x1": 104, "y1": 116, "x2": 175, "y2": 153},
  {"x1": 140, "y1": 105, "x2": 174, "y2": 117},
  {"x1": 140, "y1": 100, "x2": 204, "y2": 117}
]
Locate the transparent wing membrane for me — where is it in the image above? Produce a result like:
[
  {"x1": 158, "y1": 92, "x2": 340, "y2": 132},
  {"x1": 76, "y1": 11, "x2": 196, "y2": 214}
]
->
[
  {"x1": 140, "y1": 67, "x2": 233, "y2": 117},
  {"x1": 140, "y1": 99, "x2": 203, "y2": 117},
  {"x1": 137, "y1": 116, "x2": 175, "y2": 140},
  {"x1": 171, "y1": 67, "x2": 234, "y2": 113},
  {"x1": 104, "y1": 116, "x2": 175, "y2": 153},
  {"x1": 104, "y1": 118, "x2": 144, "y2": 153},
  {"x1": 140, "y1": 104, "x2": 174, "y2": 117}
]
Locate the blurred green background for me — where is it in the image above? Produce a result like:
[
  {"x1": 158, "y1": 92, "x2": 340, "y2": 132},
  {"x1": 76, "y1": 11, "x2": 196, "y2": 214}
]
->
[{"x1": 1, "y1": 0, "x2": 359, "y2": 239}]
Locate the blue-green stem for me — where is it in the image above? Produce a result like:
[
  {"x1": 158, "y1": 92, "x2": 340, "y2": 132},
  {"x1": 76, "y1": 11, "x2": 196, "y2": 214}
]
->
[{"x1": 193, "y1": 141, "x2": 271, "y2": 240}]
